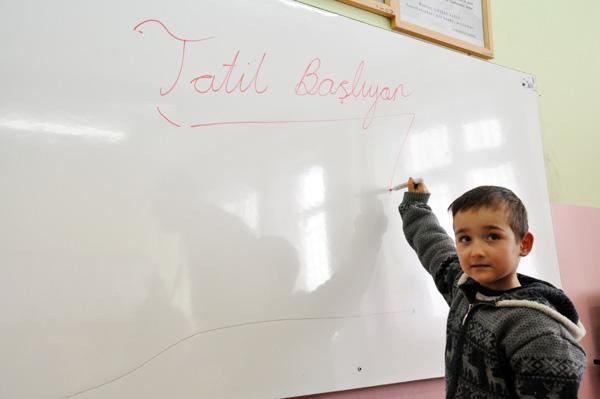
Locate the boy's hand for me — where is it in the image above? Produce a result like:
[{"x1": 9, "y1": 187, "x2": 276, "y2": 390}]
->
[{"x1": 408, "y1": 177, "x2": 428, "y2": 193}]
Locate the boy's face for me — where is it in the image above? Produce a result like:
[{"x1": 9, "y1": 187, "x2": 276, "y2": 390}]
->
[{"x1": 453, "y1": 206, "x2": 534, "y2": 291}]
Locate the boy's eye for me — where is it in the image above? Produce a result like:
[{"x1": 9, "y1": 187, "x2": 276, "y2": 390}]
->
[
  {"x1": 457, "y1": 235, "x2": 471, "y2": 243},
  {"x1": 487, "y1": 233, "x2": 500, "y2": 240}
]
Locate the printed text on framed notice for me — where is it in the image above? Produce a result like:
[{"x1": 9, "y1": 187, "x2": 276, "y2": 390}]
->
[{"x1": 390, "y1": 0, "x2": 493, "y2": 59}]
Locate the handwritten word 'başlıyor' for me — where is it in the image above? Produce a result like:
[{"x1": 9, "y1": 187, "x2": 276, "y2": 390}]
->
[{"x1": 294, "y1": 58, "x2": 410, "y2": 128}]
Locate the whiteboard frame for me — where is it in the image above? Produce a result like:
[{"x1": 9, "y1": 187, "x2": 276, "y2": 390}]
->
[{"x1": 390, "y1": 0, "x2": 494, "y2": 59}]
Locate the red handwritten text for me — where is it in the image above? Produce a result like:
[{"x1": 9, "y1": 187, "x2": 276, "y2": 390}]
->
[
  {"x1": 135, "y1": 19, "x2": 268, "y2": 99},
  {"x1": 190, "y1": 50, "x2": 268, "y2": 95},
  {"x1": 134, "y1": 19, "x2": 413, "y2": 133},
  {"x1": 294, "y1": 58, "x2": 410, "y2": 128},
  {"x1": 134, "y1": 19, "x2": 214, "y2": 97}
]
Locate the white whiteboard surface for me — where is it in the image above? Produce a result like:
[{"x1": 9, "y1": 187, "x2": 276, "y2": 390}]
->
[{"x1": 0, "y1": 1, "x2": 559, "y2": 398}]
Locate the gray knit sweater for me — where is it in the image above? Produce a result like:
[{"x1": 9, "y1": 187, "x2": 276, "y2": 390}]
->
[{"x1": 399, "y1": 192, "x2": 586, "y2": 398}]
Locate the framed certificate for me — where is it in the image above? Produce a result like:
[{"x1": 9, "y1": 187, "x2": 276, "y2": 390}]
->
[
  {"x1": 336, "y1": 0, "x2": 395, "y2": 17},
  {"x1": 390, "y1": 0, "x2": 493, "y2": 58}
]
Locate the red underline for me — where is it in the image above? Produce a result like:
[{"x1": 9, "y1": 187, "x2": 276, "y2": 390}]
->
[
  {"x1": 189, "y1": 113, "x2": 413, "y2": 128},
  {"x1": 156, "y1": 106, "x2": 181, "y2": 127}
]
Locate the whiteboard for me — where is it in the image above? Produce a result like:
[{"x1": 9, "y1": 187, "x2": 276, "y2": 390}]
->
[{"x1": 0, "y1": 1, "x2": 559, "y2": 398}]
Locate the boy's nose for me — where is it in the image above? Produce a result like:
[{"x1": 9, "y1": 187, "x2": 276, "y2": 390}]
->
[{"x1": 470, "y1": 242, "x2": 485, "y2": 258}]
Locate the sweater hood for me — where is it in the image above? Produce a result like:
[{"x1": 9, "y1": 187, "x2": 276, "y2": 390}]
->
[{"x1": 458, "y1": 272, "x2": 586, "y2": 341}]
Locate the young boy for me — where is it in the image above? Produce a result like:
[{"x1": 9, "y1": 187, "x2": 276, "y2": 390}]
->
[{"x1": 398, "y1": 178, "x2": 586, "y2": 398}]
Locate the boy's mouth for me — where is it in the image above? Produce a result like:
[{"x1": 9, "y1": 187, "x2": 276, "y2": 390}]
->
[{"x1": 470, "y1": 264, "x2": 491, "y2": 268}]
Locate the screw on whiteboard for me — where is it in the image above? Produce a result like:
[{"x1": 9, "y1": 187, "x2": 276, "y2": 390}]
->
[
  {"x1": 357, "y1": 366, "x2": 362, "y2": 372},
  {"x1": 521, "y1": 76, "x2": 537, "y2": 91}
]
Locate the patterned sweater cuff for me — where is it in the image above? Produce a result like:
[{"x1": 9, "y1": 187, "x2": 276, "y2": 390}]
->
[{"x1": 398, "y1": 191, "x2": 431, "y2": 211}]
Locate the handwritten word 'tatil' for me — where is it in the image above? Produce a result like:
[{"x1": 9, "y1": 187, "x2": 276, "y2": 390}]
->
[
  {"x1": 190, "y1": 50, "x2": 268, "y2": 96},
  {"x1": 134, "y1": 19, "x2": 268, "y2": 98}
]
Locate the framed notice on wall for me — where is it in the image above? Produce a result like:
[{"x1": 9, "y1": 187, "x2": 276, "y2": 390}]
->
[
  {"x1": 390, "y1": 0, "x2": 493, "y2": 58},
  {"x1": 336, "y1": 0, "x2": 395, "y2": 17}
]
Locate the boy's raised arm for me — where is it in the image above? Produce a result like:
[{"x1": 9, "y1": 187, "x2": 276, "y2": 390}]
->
[{"x1": 398, "y1": 178, "x2": 461, "y2": 304}]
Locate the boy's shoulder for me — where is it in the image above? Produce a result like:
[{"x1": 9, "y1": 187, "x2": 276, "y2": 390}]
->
[{"x1": 484, "y1": 274, "x2": 586, "y2": 344}]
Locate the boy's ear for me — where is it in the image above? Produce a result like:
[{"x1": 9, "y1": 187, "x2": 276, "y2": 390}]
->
[{"x1": 519, "y1": 232, "x2": 534, "y2": 256}]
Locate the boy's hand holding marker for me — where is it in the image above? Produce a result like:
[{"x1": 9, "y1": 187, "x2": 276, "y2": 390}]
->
[
  {"x1": 407, "y1": 177, "x2": 427, "y2": 193},
  {"x1": 389, "y1": 177, "x2": 427, "y2": 193}
]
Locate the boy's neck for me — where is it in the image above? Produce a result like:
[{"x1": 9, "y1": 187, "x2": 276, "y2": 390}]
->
[
  {"x1": 479, "y1": 274, "x2": 521, "y2": 291},
  {"x1": 477, "y1": 282, "x2": 522, "y2": 297}
]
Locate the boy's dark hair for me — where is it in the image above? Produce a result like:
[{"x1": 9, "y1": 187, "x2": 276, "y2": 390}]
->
[{"x1": 447, "y1": 186, "x2": 529, "y2": 240}]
